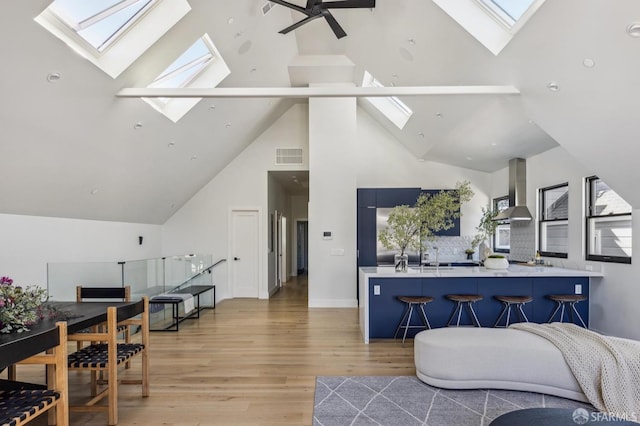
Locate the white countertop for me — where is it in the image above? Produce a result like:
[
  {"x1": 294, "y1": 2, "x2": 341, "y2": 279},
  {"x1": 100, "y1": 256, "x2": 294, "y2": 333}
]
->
[{"x1": 359, "y1": 264, "x2": 604, "y2": 278}]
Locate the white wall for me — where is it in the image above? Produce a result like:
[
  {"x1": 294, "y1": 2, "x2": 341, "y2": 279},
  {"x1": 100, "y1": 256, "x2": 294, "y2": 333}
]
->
[
  {"x1": 308, "y1": 94, "x2": 358, "y2": 308},
  {"x1": 162, "y1": 104, "x2": 309, "y2": 300},
  {"x1": 355, "y1": 110, "x2": 493, "y2": 238},
  {"x1": 0, "y1": 213, "x2": 162, "y2": 293},
  {"x1": 491, "y1": 146, "x2": 640, "y2": 340}
]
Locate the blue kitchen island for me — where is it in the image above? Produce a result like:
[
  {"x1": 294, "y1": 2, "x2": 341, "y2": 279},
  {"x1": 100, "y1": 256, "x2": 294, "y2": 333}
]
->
[{"x1": 358, "y1": 265, "x2": 604, "y2": 343}]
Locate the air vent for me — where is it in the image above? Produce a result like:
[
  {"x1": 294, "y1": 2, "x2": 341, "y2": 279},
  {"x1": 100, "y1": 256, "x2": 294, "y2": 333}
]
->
[
  {"x1": 275, "y1": 148, "x2": 303, "y2": 165},
  {"x1": 262, "y1": 2, "x2": 274, "y2": 15}
]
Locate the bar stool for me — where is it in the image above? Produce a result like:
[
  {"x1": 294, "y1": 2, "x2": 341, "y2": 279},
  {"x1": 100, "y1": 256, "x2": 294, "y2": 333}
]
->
[
  {"x1": 445, "y1": 294, "x2": 483, "y2": 327},
  {"x1": 547, "y1": 294, "x2": 588, "y2": 327},
  {"x1": 394, "y1": 296, "x2": 434, "y2": 343},
  {"x1": 493, "y1": 295, "x2": 533, "y2": 327}
]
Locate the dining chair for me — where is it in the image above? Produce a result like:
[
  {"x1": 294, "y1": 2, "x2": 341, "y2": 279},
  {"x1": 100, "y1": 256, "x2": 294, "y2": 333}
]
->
[
  {"x1": 75, "y1": 286, "x2": 132, "y2": 363},
  {"x1": 2, "y1": 321, "x2": 69, "y2": 426},
  {"x1": 67, "y1": 297, "x2": 149, "y2": 426}
]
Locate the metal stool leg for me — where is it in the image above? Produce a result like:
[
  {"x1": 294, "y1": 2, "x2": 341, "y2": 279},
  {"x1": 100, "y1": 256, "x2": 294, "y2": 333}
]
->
[
  {"x1": 547, "y1": 301, "x2": 562, "y2": 323},
  {"x1": 446, "y1": 302, "x2": 462, "y2": 326},
  {"x1": 466, "y1": 302, "x2": 482, "y2": 327},
  {"x1": 516, "y1": 303, "x2": 529, "y2": 322},
  {"x1": 418, "y1": 304, "x2": 431, "y2": 330},
  {"x1": 570, "y1": 302, "x2": 587, "y2": 328},
  {"x1": 394, "y1": 304, "x2": 412, "y2": 339},
  {"x1": 401, "y1": 304, "x2": 414, "y2": 343},
  {"x1": 493, "y1": 302, "x2": 509, "y2": 327}
]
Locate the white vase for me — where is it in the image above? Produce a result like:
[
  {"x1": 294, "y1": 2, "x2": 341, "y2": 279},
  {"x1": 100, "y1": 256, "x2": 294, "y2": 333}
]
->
[{"x1": 484, "y1": 257, "x2": 509, "y2": 270}]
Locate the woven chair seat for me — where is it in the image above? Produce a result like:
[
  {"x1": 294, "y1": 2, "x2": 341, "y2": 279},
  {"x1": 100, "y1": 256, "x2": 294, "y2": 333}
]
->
[
  {"x1": 0, "y1": 389, "x2": 60, "y2": 426},
  {"x1": 68, "y1": 343, "x2": 145, "y2": 369}
]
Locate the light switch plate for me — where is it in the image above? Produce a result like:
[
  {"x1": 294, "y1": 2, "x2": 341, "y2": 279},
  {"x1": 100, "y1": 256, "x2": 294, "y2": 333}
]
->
[
  {"x1": 373, "y1": 285, "x2": 381, "y2": 295},
  {"x1": 575, "y1": 284, "x2": 582, "y2": 294}
]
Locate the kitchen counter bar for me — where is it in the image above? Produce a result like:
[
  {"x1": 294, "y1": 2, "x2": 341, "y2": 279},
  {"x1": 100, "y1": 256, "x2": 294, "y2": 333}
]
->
[{"x1": 359, "y1": 266, "x2": 603, "y2": 343}]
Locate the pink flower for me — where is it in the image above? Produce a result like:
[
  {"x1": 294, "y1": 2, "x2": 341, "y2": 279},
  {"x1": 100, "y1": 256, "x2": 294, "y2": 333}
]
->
[{"x1": 0, "y1": 276, "x2": 13, "y2": 285}]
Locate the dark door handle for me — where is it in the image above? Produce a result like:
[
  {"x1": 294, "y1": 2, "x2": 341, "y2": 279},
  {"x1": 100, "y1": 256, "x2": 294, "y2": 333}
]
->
[{"x1": 234, "y1": 257, "x2": 240, "y2": 261}]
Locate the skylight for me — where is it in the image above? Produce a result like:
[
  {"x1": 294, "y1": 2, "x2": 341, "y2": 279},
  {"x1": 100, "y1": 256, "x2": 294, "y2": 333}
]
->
[
  {"x1": 433, "y1": 0, "x2": 545, "y2": 55},
  {"x1": 143, "y1": 34, "x2": 230, "y2": 123},
  {"x1": 48, "y1": 0, "x2": 156, "y2": 52},
  {"x1": 35, "y1": 0, "x2": 191, "y2": 78},
  {"x1": 362, "y1": 71, "x2": 413, "y2": 130},
  {"x1": 148, "y1": 38, "x2": 215, "y2": 104},
  {"x1": 477, "y1": 0, "x2": 536, "y2": 28}
]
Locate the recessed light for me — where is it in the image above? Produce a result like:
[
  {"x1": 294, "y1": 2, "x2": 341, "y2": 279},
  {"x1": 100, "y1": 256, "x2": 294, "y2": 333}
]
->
[
  {"x1": 435, "y1": 112, "x2": 443, "y2": 118},
  {"x1": 626, "y1": 22, "x2": 640, "y2": 37},
  {"x1": 46, "y1": 72, "x2": 61, "y2": 83},
  {"x1": 191, "y1": 155, "x2": 198, "y2": 161},
  {"x1": 490, "y1": 142, "x2": 497, "y2": 147},
  {"x1": 225, "y1": 123, "x2": 232, "y2": 128},
  {"x1": 418, "y1": 132, "x2": 425, "y2": 138},
  {"x1": 168, "y1": 141, "x2": 175, "y2": 147},
  {"x1": 466, "y1": 156, "x2": 473, "y2": 161},
  {"x1": 227, "y1": 17, "x2": 234, "y2": 24},
  {"x1": 209, "y1": 104, "x2": 216, "y2": 110},
  {"x1": 250, "y1": 67, "x2": 257, "y2": 73},
  {"x1": 90, "y1": 188, "x2": 99, "y2": 195},
  {"x1": 547, "y1": 82, "x2": 560, "y2": 92},
  {"x1": 134, "y1": 121, "x2": 143, "y2": 129},
  {"x1": 582, "y1": 58, "x2": 595, "y2": 68},
  {"x1": 417, "y1": 158, "x2": 425, "y2": 162},
  {"x1": 407, "y1": 39, "x2": 416, "y2": 45}
]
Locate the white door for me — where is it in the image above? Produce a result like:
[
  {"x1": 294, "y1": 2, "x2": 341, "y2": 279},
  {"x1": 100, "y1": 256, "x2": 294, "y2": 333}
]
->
[{"x1": 230, "y1": 210, "x2": 259, "y2": 298}]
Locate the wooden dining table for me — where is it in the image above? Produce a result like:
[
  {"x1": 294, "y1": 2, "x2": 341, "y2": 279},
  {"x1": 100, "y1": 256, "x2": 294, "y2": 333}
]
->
[{"x1": 0, "y1": 301, "x2": 137, "y2": 373}]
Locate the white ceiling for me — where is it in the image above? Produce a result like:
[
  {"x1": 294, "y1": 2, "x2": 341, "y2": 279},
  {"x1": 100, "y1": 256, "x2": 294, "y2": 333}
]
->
[{"x1": 2, "y1": 0, "x2": 639, "y2": 224}]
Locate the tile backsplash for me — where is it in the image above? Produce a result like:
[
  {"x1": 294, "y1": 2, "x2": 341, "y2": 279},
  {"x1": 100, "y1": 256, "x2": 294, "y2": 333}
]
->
[{"x1": 422, "y1": 236, "x2": 477, "y2": 263}]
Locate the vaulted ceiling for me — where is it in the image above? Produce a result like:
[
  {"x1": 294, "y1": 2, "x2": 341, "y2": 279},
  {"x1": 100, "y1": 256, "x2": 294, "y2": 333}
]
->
[{"x1": 2, "y1": 0, "x2": 639, "y2": 224}]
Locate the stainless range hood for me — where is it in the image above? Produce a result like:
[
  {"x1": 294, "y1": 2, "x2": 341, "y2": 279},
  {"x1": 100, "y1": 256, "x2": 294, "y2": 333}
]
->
[{"x1": 494, "y1": 158, "x2": 533, "y2": 221}]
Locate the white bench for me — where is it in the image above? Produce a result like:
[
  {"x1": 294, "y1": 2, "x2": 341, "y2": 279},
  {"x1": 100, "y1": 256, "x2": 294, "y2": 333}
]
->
[{"x1": 414, "y1": 327, "x2": 588, "y2": 402}]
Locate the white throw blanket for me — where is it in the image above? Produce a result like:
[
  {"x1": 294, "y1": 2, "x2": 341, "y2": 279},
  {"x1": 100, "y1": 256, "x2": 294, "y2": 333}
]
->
[
  {"x1": 153, "y1": 293, "x2": 195, "y2": 314},
  {"x1": 511, "y1": 322, "x2": 640, "y2": 415}
]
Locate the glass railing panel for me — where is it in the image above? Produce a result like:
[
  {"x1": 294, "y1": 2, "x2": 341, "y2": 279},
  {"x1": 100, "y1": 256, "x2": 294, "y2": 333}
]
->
[{"x1": 47, "y1": 261, "x2": 123, "y2": 301}]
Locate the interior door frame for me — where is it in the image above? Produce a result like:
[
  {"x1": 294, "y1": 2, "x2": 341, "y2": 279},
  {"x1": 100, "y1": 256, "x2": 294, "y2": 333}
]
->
[
  {"x1": 227, "y1": 206, "x2": 264, "y2": 299},
  {"x1": 293, "y1": 218, "x2": 308, "y2": 277}
]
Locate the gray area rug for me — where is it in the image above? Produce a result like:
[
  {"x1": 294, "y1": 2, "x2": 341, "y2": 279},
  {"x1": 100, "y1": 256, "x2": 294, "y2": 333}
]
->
[{"x1": 313, "y1": 376, "x2": 594, "y2": 426}]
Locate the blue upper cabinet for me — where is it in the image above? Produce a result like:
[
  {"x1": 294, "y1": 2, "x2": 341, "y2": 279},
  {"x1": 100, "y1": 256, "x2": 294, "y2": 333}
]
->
[
  {"x1": 376, "y1": 188, "x2": 422, "y2": 207},
  {"x1": 357, "y1": 188, "x2": 377, "y2": 208}
]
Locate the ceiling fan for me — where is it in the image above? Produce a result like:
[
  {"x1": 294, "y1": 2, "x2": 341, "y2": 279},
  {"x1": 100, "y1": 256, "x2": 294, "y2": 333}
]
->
[{"x1": 270, "y1": 0, "x2": 376, "y2": 39}]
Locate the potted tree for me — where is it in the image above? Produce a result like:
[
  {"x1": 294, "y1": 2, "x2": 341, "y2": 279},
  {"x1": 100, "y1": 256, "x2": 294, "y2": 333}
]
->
[
  {"x1": 471, "y1": 205, "x2": 500, "y2": 263},
  {"x1": 378, "y1": 181, "x2": 474, "y2": 272}
]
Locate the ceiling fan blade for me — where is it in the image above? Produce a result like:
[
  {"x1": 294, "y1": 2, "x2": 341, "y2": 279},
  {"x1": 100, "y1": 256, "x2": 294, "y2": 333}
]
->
[
  {"x1": 270, "y1": 0, "x2": 309, "y2": 14},
  {"x1": 306, "y1": 0, "x2": 318, "y2": 9},
  {"x1": 279, "y1": 14, "x2": 324, "y2": 34},
  {"x1": 323, "y1": 11, "x2": 347, "y2": 39},
  {"x1": 321, "y1": 0, "x2": 376, "y2": 9}
]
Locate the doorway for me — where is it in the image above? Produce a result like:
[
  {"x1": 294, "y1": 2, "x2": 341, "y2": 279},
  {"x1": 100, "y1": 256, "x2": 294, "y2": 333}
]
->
[
  {"x1": 296, "y1": 220, "x2": 308, "y2": 275},
  {"x1": 230, "y1": 209, "x2": 259, "y2": 298}
]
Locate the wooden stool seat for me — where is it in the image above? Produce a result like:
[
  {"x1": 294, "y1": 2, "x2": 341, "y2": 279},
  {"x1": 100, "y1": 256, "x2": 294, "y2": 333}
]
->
[
  {"x1": 493, "y1": 295, "x2": 533, "y2": 327},
  {"x1": 394, "y1": 295, "x2": 434, "y2": 344},
  {"x1": 547, "y1": 294, "x2": 588, "y2": 327},
  {"x1": 397, "y1": 296, "x2": 434, "y2": 304},
  {"x1": 446, "y1": 294, "x2": 483, "y2": 303},
  {"x1": 445, "y1": 294, "x2": 483, "y2": 327}
]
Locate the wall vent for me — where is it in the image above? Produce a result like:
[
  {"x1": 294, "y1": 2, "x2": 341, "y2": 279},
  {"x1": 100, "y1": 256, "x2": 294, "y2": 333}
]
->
[
  {"x1": 275, "y1": 148, "x2": 303, "y2": 165},
  {"x1": 262, "y1": 2, "x2": 274, "y2": 15}
]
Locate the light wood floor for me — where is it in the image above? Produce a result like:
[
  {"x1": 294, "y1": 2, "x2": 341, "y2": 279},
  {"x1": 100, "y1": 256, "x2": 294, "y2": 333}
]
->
[{"x1": 16, "y1": 275, "x2": 415, "y2": 425}]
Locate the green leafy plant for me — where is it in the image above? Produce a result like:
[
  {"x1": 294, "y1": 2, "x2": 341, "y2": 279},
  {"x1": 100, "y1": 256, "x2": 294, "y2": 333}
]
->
[
  {"x1": 471, "y1": 205, "x2": 499, "y2": 250},
  {"x1": 378, "y1": 181, "x2": 474, "y2": 254}
]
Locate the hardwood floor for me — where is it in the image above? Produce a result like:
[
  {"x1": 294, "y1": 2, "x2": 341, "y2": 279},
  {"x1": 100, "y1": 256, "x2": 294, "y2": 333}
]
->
[{"x1": 16, "y1": 275, "x2": 415, "y2": 425}]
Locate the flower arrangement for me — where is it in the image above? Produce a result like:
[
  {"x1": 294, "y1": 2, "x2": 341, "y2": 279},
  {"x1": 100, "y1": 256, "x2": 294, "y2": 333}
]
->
[{"x1": 0, "y1": 276, "x2": 48, "y2": 334}]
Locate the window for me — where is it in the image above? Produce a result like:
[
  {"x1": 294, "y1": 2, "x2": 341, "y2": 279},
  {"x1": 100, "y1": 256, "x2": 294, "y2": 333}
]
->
[
  {"x1": 35, "y1": 0, "x2": 191, "y2": 78},
  {"x1": 493, "y1": 196, "x2": 510, "y2": 253},
  {"x1": 586, "y1": 176, "x2": 632, "y2": 264},
  {"x1": 48, "y1": 0, "x2": 157, "y2": 53},
  {"x1": 477, "y1": 0, "x2": 537, "y2": 29},
  {"x1": 539, "y1": 183, "x2": 568, "y2": 258},
  {"x1": 142, "y1": 34, "x2": 231, "y2": 122},
  {"x1": 362, "y1": 71, "x2": 413, "y2": 130}
]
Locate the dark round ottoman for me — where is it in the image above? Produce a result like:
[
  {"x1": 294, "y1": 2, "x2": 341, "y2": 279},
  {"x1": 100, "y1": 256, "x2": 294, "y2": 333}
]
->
[{"x1": 490, "y1": 408, "x2": 638, "y2": 425}]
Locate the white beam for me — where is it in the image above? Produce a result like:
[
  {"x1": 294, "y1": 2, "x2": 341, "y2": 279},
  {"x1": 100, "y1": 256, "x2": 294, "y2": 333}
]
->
[{"x1": 116, "y1": 85, "x2": 520, "y2": 99}]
